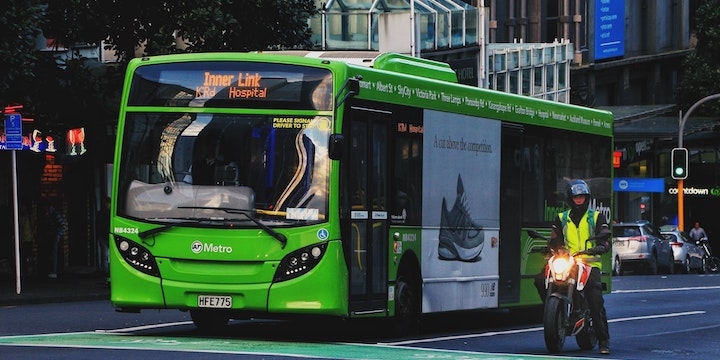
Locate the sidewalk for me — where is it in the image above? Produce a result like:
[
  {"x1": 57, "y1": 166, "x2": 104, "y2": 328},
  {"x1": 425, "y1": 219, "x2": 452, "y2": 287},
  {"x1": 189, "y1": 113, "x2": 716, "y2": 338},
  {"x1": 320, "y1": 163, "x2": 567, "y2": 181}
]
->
[{"x1": 0, "y1": 268, "x2": 110, "y2": 306}]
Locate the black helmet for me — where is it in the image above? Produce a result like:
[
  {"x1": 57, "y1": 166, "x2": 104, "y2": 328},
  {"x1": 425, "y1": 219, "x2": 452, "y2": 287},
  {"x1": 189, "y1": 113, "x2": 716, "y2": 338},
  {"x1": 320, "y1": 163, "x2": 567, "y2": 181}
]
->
[{"x1": 566, "y1": 179, "x2": 590, "y2": 212}]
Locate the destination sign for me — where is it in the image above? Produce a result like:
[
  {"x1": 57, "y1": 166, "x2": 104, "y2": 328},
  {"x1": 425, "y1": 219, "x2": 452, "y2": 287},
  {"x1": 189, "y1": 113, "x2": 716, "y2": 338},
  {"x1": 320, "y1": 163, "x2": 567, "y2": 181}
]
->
[
  {"x1": 129, "y1": 62, "x2": 333, "y2": 110},
  {"x1": 196, "y1": 72, "x2": 267, "y2": 100}
]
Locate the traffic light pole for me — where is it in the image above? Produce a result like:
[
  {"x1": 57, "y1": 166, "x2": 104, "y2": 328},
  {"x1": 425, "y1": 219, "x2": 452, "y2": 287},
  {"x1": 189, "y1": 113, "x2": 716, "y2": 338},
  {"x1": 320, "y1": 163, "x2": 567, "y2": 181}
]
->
[
  {"x1": 677, "y1": 93, "x2": 720, "y2": 231},
  {"x1": 677, "y1": 178, "x2": 684, "y2": 231}
]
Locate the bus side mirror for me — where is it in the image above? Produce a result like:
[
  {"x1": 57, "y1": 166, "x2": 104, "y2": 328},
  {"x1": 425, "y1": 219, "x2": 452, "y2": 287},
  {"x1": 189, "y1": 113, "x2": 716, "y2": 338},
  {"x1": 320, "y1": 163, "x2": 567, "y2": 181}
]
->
[
  {"x1": 328, "y1": 134, "x2": 344, "y2": 160},
  {"x1": 348, "y1": 77, "x2": 360, "y2": 94},
  {"x1": 335, "y1": 76, "x2": 362, "y2": 109}
]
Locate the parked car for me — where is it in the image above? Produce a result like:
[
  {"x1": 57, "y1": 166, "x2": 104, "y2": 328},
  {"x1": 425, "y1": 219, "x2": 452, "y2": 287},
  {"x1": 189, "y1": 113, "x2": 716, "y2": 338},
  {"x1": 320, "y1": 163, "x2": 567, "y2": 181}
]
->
[
  {"x1": 612, "y1": 241, "x2": 621, "y2": 276},
  {"x1": 659, "y1": 225, "x2": 706, "y2": 273},
  {"x1": 612, "y1": 221, "x2": 674, "y2": 275}
]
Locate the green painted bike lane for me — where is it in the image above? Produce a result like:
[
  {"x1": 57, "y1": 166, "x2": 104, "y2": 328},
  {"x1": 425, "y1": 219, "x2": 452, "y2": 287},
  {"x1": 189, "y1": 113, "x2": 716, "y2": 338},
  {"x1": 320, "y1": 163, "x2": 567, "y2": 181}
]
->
[{"x1": 0, "y1": 331, "x2": 602, "y2": 359}]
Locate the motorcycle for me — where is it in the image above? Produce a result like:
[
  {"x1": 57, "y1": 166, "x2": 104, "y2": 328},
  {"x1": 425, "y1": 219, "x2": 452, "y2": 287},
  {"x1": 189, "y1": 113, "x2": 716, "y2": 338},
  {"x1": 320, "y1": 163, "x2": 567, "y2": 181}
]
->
[
  {"x1": 528, "y1": 229, "x2": 610, "y2": 354},
  {"x1": 697, "y1": 237, "x2": 719, "y2": 273}
]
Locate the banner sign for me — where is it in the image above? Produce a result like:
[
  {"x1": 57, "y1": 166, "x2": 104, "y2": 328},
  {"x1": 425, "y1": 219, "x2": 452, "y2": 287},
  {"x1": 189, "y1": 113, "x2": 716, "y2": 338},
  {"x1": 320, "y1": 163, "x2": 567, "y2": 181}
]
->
[{"x1": 614, "y1": 177, "x2": 665, "y2": 193}]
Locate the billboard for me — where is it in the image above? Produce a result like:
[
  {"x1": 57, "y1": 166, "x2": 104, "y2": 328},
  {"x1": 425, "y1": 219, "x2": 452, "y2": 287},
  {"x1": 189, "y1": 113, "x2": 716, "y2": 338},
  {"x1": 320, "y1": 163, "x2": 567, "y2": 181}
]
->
[{"x1": 594, "y1": 0, "x2": 625, "y2": 60}]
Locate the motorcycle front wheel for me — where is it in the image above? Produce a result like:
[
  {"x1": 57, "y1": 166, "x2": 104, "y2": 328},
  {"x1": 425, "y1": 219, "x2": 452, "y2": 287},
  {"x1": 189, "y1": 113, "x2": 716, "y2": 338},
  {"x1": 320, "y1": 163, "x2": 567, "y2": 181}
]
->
[
  {"x1": 543, "y1": 296, "x2": 567, "y2": 353},
  {"x1": 707, "y1": 257, "x2": 720, "y2": 272}
]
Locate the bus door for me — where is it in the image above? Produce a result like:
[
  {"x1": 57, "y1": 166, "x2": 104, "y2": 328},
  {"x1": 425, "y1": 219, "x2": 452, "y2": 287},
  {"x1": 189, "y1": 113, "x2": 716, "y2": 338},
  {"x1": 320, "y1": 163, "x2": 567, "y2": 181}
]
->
[
  {"x1": 499, "y1": 123, "x2": 524, "y2": 304},
  {"x1": 346, "y1": 106, "x2": 389, "y2": 314}
]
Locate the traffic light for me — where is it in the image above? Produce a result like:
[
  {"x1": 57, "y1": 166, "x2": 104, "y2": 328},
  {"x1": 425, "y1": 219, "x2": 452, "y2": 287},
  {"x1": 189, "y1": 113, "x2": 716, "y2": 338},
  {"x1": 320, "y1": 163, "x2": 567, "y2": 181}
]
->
[{"x1": 671, "y1": 147, "x2": 688, "y2": 180}]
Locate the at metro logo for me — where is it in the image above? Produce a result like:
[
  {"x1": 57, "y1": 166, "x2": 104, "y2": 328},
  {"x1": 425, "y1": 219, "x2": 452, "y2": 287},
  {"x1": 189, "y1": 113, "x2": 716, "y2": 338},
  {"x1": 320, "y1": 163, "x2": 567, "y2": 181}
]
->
[
  {"x1": 191, "y1": 240, "x2": 203, "y2": 254},
  {"x1": 191, "y1": 240, "x2": 233, "y2": 254}
]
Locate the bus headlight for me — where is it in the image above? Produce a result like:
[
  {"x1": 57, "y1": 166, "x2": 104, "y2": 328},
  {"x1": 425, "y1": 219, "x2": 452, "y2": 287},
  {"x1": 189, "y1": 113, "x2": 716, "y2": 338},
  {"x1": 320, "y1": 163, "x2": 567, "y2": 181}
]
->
[
  {"x1": 114, "y1": 236, "x2": 160, "y2": 277},
  {"x1": 273, "y1": 242, "x2": 328, "y2": 282}
]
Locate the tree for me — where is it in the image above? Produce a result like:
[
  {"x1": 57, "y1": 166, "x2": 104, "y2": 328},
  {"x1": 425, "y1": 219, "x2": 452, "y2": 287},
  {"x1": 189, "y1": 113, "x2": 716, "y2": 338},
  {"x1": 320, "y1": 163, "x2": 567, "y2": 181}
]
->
[
  {"x1": 0, "y1": 1, "x2": 46, "y2": 108},
  {"x1": 675, "y1": 0, "x2": 720, "y2": 115},
  {"x1": 171, "y1": 0, "x2": 317, "y2": 53},
  {"x1": 43, "y1": 0, "x2": 318, "y2": 62},
  {"x1": 34, "y1": 0, "x2": 317, "y2": 127}
]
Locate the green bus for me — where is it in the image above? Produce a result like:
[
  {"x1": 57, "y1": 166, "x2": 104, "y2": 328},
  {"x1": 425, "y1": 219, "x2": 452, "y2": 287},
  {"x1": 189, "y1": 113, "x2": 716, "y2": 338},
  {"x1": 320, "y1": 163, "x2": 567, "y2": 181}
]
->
[{"x1": 110, "y1": 51, "x2": 613, "y2": 334}]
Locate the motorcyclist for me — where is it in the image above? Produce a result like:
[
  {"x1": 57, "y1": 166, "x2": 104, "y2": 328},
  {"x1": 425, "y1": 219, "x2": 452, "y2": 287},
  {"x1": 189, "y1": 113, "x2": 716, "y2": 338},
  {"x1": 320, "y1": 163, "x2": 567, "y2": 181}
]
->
[
  {"x1": 689, "y1": 221, "x2": 707, "y2": 242},
  {"x1": 534, "y1": 179, "x2": 612, "y2": 355}
]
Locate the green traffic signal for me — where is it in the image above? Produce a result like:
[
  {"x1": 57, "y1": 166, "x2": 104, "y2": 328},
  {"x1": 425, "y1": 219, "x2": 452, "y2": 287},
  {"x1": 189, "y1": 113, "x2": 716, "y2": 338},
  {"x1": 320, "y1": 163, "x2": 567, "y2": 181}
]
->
[{"x1": 671, "y1": 148, "x2": 688, "y2": 180}]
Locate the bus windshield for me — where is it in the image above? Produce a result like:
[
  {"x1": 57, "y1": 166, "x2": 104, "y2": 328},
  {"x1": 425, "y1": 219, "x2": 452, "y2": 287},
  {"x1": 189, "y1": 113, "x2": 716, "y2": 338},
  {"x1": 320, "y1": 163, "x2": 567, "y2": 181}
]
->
[{"x1": 116, "y1": 112, "x2": 331, "y2": 226}]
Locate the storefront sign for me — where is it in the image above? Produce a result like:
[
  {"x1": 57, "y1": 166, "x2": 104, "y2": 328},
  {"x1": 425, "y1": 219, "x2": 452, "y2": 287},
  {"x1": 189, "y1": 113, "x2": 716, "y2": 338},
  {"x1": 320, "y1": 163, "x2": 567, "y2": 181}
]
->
[
  {"x1": 613, "y1": 151, "x2": 622, "y2": 168},
  {"x1": 0, "y1": 127, "x2": 86, "y2": 155},
  {"x1": 614, "y1": 177, "x2": 664, "y2": 192},
  {"x1": 668, "y1": 186, "x2": 720, "y2": 197}
]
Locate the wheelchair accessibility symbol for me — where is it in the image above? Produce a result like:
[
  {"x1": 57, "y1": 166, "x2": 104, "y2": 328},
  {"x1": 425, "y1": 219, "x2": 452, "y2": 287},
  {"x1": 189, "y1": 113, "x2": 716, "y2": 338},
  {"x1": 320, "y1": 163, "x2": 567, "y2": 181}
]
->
[{"x1": 317, "y1": 228, "x2": 329, "y2": 240}]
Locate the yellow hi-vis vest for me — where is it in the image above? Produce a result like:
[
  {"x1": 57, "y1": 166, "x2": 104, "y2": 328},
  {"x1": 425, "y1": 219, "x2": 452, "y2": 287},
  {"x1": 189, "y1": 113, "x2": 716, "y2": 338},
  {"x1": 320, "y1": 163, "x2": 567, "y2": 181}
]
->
[{"x1": 558, "y1": 209, "x2": 602, "y2": 269}]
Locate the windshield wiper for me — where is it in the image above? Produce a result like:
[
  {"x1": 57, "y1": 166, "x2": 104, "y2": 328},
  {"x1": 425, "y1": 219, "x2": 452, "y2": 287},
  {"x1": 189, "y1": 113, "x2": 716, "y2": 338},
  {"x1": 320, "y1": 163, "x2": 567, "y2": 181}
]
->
[
  {"x1": 138, "y1": 219, "x2": 203, "y2": 239},
  {"x1": 178, "y1": 206, "x2": 287, "y2": 248}
]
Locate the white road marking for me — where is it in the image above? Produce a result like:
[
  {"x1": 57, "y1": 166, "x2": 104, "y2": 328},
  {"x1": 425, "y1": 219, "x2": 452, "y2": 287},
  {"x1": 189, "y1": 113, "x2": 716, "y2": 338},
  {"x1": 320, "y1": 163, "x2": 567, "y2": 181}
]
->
[
  {"x1": 382, "y1": 311, "x2": 705, "y2": 346},
  {"x1": 612, "y1": 285, "x2": 720, "y2": 293},
  {"x1": 97, "y1": 321, "x2": 194, "y2": 333}
]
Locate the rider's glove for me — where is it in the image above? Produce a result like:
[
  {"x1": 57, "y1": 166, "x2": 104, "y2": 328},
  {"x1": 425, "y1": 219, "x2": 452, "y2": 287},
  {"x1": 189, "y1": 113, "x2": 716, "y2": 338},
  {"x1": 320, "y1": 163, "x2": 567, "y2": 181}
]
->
[{"x1": 586, "y1": 245, "x2": 606, "y2": 255}]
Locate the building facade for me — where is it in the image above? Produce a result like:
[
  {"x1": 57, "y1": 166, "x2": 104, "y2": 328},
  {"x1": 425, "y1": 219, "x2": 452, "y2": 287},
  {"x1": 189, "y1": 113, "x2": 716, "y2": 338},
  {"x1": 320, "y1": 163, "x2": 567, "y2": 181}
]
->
[{"x1": 311, "y1": 0, "x2": 718, "y2": 234}]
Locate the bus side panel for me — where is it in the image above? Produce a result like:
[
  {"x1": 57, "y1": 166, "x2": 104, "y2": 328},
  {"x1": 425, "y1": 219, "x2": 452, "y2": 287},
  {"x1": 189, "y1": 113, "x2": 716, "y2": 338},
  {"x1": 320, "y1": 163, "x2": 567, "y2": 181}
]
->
[
  {"x1": 420, "y1": 110, "x2": 501, "y2": 313},
  {"x1": 267, "y1": 240, "x2": 348, "y2": 315}
]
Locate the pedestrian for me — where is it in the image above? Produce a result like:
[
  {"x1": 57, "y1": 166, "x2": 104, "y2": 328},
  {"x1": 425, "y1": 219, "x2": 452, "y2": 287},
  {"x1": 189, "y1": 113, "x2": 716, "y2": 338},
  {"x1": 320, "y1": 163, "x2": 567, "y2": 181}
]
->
[
  {"x1": 534, "y1": 179, "x2": 612, "y2": 355},
  {"x1": 41, "y1": 203, "x2": 67, "y2": 279},
  {"x1": 689, "y1": 221, "x2": 708, "y2": 241}
]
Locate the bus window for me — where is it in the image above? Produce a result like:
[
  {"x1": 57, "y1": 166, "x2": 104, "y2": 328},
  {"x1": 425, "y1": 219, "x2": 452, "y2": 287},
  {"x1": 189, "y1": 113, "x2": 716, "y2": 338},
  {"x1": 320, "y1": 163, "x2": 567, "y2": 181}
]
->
[{"x1": 118, "y1": 113, "x2": 330, "y2": 225}]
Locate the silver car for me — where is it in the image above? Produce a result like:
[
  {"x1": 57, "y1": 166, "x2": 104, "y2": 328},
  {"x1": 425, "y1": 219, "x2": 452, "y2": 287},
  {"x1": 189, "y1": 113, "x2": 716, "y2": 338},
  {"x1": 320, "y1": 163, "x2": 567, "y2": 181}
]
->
[
  {"x1": 612, "y1": 221, "x2": 674, "y2": 275},
  {"x1": 660, "y1": 225, "x2": 706, "y2": 273}
]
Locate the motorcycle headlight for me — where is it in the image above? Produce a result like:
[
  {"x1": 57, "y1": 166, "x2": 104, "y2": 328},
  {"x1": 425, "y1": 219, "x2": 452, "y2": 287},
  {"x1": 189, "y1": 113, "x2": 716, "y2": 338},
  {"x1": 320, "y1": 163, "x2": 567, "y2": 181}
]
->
[{"x1": 550, "y1": 256, "x2": 572, "y2": 276}]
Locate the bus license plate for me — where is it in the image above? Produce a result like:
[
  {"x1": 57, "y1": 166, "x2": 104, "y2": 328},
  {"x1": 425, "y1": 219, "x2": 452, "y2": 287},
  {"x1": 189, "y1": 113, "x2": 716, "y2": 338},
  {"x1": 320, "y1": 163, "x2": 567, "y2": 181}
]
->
[{"x1": 198, "y1": 295, "x2": 232, "y2": 308}]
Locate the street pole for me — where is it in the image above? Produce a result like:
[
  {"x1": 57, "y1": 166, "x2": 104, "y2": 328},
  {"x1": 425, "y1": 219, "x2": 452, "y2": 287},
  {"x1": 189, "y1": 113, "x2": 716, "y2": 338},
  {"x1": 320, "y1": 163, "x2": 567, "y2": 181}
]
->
[
  {"x1": 677, "y1": 177, "x2": 684, "y2": 231},
  {"x1": 677, "y1": 93, "x2": 720, "y2": 231},
  {"x1": 410, "y1": 0, "x2": 415, "y2": 57},
  {"x1": 12, "y1": 149, "x2": 21, "y2": 294}
]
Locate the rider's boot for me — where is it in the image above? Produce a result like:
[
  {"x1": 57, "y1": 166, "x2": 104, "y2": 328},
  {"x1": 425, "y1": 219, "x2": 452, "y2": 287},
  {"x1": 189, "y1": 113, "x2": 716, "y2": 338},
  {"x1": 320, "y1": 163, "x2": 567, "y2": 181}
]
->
[{"x1": 598, "y1": 339, "x2": 610, "y2": 355}]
